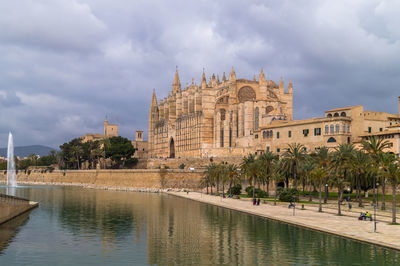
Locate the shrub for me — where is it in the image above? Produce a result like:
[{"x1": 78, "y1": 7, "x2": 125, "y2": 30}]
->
[
  {"x1": 179, "y1": 163, "x2": 185, "y2": 169},
  {"x1": 278, "y1": 188, "x2": 300, "y2": 202},
  {"x1": 230, "y1": 184, "x2": 242, "y2": 195},
  {"x1": 245, "y1": 186, "x2": 267, "y2": 198}
]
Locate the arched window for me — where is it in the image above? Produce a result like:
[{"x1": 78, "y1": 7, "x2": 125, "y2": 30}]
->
[
  {"x1": 270, "y1": 130, "x2": 273, "y2": 138},
  {"x1": 340, "y1": 112, "x2": 346, "y2": 117},
  {"x1": 347, "y1": 124, "x2": 350, "y2": 133},
  {"x1": 327, "y1": 114, "x2": 332, "y2": 118},
  {"x1": 335, "y1": 124, "x2": 340, "y2": 133},
  {"x1": 325, "y1": 125, "x2": 329, "y2": 134},
  {"x1": 255, "y1": 107, "x2": 259, "y2": 130},
  {"x1": 334, "y1": 113, "x2": 339, "y2": 117},
  {"x1": 263, "y1": 131, "x2": 267, "y2": 138},
  {"x1": 266, "y1": 130, "x2": 270, "y2": 137},
  {"x1": 330, "y1": 125, "x2": 334, "y2": 134},
  {"x1": 327, "y1": 137, "x2": 337, "y2": 143},
  {"x1": 342, "y1": 124, "x2": 346, "y2": 133}
]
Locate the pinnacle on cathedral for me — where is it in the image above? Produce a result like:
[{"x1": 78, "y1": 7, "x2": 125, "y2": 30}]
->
[
  {"x1": 201, "y1": 70, "x2": 207, "y2": 89},
  {"x1": 172, "y1": 68, "x2": 181, "y2": 94},
  {"x1": 229, "y1": 66, "x2": 236, "y2": 81}
]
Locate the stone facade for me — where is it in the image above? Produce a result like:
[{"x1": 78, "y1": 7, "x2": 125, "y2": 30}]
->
[
  {"x1": 148, "y1": 68, "x2": 293, "y2": 158},
  {"x1": 257, "y1": 103, "x2": 400, "y2": 154},
  {"x1": 81, "y1": 118, "x2": 119, "y2": 142},
  {"x1": 132, "y1": 130, "x2": 148, "y2": 159}
]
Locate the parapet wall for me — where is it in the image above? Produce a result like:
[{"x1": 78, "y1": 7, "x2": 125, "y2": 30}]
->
[
  {"x1": 0, "y1": 194, "x2": 37, "y2": 225},
  {"x1": 0, "y1": 169, "x2": 203, "y2": 189}
]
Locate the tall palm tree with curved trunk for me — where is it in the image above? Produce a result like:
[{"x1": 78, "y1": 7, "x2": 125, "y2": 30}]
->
[
  {"x1": 203, "y1": 163, "x2": 217, "y2": 194},
  {"x1": 350, "y1": 150, "x2": 371, "y2": 207},
  {"x1": 330, "y1": 144, "x2": 355, "y2": 215},
  {"x1": 301, "y1": 156, "x2": 316, "y2": 202},
  {"x1": 226, "y1": 164, "x2": 240, "y2": 196},
  {"x1": 311, "y1": 167, "x2": 328, "y2": 212},
  {"x1": 361, "y1": 136, "x2": 391, "y2": 206},
  {"x1": 314, "y1": 146, "x2": 331, "y2": 203},
  {"x1": 258, "y1": 151, "x2": 278, "y2": 196},
  {"x1": 385, "y1": 156, "x2": 400, "y2": 224},
  {"x1": 241, "y1": 154, "x2": 258, "y2": 200},
  {"x1": 379, "y1": 152, "x2": 394, "y2": 210},
  {"x1": 272, "y1": 160, "x2": 285, "y2": 205},
  {"x1": 282, "y1": 143, "x2": 307, "y2": 188}
]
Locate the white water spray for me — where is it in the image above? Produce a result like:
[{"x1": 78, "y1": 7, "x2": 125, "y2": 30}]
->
[{"x1": 7, "y1": 132, "x2": 17, "y2": 187}]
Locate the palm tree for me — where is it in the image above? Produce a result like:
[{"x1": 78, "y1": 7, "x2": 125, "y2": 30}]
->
[
  {"x1": 312, "y1": 167, "x2": 328, "y2": 212},
  {"x1": 258, "y1": 151, "x2": 278, "y2": 196},
  {"x1": 272, "y1": 160, "x2": 285, "y2": 205},
  {"x1": 99, "y1": 138, "x2": 111, "y2": 169},
  {"x1": 330, "y1": 144, "x2": 354, "y2": 215},
  {"x1": 203, "y1": 163, "x2": 217, "y2": 194},
  {"x1": 350, "y1": 150, "x2": 371, "y2": 207},
  {"x1": 379, "y1": 153, "x2": 394, "y2": 210},
  {"x1": 226, "y1": 164, "x2": 240, "y2": 196},
  {"x1": 282, "y1": 143, "x2": 307, "y2": 188},
  {"x1": 70, "y1": 145, "x2": 83, "y2": 169},
  {"x1": 241, "y1": 154, "x2": 258, "y2": 200},
  {"x1": 314, "y1": 146, "x2": 330, "y2": 203},
  {"x1": 385, "y1": 156, "x2": 399, "y2": 224},
  {"x1": 361, "y1": 136, "x2": 391, "y2": 205},
  {"x1": 301, "y1": 156, "x2": 316, "y2": 201}
]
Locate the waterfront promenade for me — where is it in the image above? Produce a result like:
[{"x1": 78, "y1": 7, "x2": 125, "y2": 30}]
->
[{"x1": 168, "y1": 191, "x2": 400, "y2": 251}]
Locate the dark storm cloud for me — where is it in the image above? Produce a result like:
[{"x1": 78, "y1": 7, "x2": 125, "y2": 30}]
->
[{"x1": 0, "y1": 0, "x2": 399, "y2": 148}]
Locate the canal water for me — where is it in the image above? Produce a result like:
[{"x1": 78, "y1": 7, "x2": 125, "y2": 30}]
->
[{"x1": 0, "y1": 186, "x2": 399, "y2": 265}]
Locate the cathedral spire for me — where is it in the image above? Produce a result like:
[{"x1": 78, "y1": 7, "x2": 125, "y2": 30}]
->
[
  {"x1": 172, "y1": 67, "x2": 181, "y2": 94},
  {"x1": 212, "y1": 73, "x2": 216, "y2": 87},
  {"x1": 151, "y1": 88, "x2": 158, "y2": 108},
  {"x1": 216, "y1": 74, "x2": 220, "y2": 84},
  {"x1": 222, "y1": 72, "x2": 226, "y2": 82},
  {"x1": 279, "y1": 77, "x2": 284, "y2": 90},
  {"x1": 229, "y1": 66, "x2": 236, "y2": 81},
  {"x1": 288, "y1": 80, "x2": 293, "y2": 94},
  {"x1": 259, "y1": 68, "x2": 266, "y2": 85},
  {"x1": 201, "y1": 69, "x2": 207, "y2": 89}
]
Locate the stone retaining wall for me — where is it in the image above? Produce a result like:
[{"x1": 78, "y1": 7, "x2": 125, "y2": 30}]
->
[
  {"x1": 0, "y1": 169, "x2": 203, "y2": 189},
  {"x1": 0, "y1": 194, "x2": 38, "y2": 225}
]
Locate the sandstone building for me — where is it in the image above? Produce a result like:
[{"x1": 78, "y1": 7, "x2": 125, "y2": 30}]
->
[
  {"x1": 81, "y1": 118, "x2": 119, "y2": 143},
  {"x1": 149, "y1": 68, "x2": 400, "y2": 160},
  {"x1": 148, "y1": 68, "x2": 293, "y2": 158}
]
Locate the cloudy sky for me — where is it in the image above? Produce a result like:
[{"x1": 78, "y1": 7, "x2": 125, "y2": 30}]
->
[{"x1": 1, "y1": 0, "x2": 400, "y2": 149}]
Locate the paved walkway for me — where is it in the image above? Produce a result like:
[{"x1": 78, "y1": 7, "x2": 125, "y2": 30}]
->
[{"x1": 167, "y1": 191, "x2": 400, "y2": 251}]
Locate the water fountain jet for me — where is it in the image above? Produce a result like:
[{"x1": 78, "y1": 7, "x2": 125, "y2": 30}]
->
[{"x1": 7, "y1": 132, "x2": 17, "y2": 188}]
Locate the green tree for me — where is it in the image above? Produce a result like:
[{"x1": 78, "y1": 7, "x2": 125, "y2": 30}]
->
[
  {"x1": 258, "y1": 151, "x2": 278, "y2": 196},
  {"x1": 385, "y1": 156, "x2": 400, "y2": 224},
  {"x1": 282, "y1": 143, "x2": 307, "y2": 188},
  {"x1": 241, "y1": 154, "x2": 258, "y2": 200},
  {"x1": 105, "y1": 136, "x2": 135, "y2": 168},
  {"x1": 350, "y1": 150, "x2": 371, "y2": 207},
  {"x1": 314, "y1": 146, "x2": 331, "y2": 203},
  {"x1": 361, "y1": 136, "x2": 391, "y2": 205},
  {"x1": 330, "y1": 144, "x2": 354, "y2": 215},
  {"x1": 226, "y1": 164, "x2": 240, "y2": 196},
  {"x1": 311, "y1": 167, "x2": 328, "y2": 212}
]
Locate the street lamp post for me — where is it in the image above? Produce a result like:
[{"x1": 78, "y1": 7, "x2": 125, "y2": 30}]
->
[
  {"x1": 376, "y1": 182, "x2": 379, "y2": 207},
  {"x1": 293, "y1": 196, "x2": 296, "y2": 216},
  {"x1": 372, "y1": 203, "x2": 377, "y2": 232},
  {"x1": 324, "y1": 184, "x2": 328, "y2": 204}
]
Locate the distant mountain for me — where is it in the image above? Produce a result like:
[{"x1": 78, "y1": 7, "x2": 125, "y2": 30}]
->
[{"x1": 0, "y1": 145, "x2": 57, "y2": 158}]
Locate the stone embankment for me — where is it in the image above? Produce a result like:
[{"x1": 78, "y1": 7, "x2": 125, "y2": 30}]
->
[
  {"x1": 168, "y1": 191, "x2": 400, "y2": 251},
  {"x1": 0, "y1": 194, "x2": 38, "y2": 225},
  {"x1": 0, "y1": 169, "x2": 203, "y2": 190}
]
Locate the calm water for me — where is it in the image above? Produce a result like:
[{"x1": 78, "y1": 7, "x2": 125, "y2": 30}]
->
[{"x1": 0, "y1": 186, "x2": 399, "y2": 265}]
